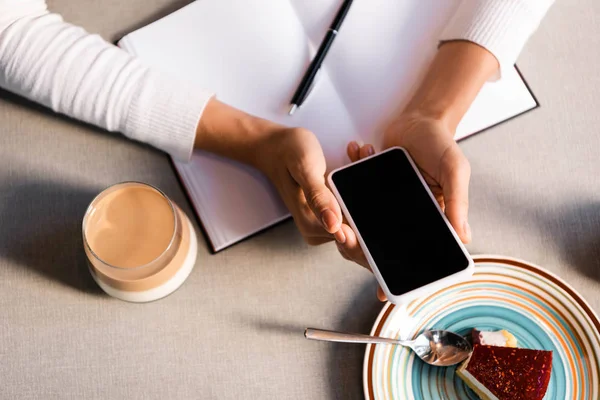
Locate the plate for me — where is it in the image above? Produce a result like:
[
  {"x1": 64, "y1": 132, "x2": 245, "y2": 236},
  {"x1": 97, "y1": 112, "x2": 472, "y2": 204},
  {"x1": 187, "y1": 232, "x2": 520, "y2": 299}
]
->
[{"x1": 363, "y1": 256, "x2": 600, "y2": 399}]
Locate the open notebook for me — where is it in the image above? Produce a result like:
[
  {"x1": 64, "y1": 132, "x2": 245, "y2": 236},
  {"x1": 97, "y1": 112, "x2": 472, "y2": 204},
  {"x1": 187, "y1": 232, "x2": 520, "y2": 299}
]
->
[{"x1": 119, "y1": 0, "x2": 537, "y2": 252}]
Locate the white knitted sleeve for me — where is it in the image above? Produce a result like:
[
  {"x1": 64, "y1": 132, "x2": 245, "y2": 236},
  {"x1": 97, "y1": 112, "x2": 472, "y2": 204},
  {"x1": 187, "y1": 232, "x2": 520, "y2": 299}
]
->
[
  {"x1": 440, "y1": 0, "x2": 555, "y2": 78},
  {"x1": 0, "y1": 1, "x2": 213, "y2": 161}
]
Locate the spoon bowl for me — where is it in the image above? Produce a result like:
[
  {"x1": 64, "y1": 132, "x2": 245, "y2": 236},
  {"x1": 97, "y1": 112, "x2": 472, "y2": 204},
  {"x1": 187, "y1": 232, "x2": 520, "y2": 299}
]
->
[{"x1": 304, "y1": 328, "x2": 472, "y2": 367}]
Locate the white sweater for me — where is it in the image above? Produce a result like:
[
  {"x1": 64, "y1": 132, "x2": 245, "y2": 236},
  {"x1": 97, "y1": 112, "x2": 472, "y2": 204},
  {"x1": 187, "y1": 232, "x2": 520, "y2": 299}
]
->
[{"x1": 0, "y1": 0, "x2": 554, "y2": 162}]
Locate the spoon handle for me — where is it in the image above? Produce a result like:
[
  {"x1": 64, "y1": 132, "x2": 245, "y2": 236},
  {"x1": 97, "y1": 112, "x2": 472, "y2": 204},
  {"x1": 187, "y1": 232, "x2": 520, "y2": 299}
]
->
[{"x1": 304, "y1": 328, "x2": 404, "y2": 346}]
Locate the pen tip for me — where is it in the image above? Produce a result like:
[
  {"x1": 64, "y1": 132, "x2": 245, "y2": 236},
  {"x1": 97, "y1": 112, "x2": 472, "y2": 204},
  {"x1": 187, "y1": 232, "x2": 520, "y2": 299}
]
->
[{"x1": 288, "y1": 104, "x2": 297, "y2": 116}]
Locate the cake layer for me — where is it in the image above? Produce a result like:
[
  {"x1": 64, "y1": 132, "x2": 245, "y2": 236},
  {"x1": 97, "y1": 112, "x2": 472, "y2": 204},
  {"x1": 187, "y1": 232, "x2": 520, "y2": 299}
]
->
[
  {"x1": 472, "y1": 329, "x2": 518, "y2": 348},
  {"x1": 458, "y1": 344, "x2": 552, "y2": 400}
]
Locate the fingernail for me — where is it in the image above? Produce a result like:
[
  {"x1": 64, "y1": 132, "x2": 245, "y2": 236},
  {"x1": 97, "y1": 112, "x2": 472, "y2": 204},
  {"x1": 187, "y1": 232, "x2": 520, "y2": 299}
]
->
[
  {"x1": 334, "y1": 229, "x2": 346, "y2": 244},
  {"x1": 321, "y1": 209, "x2": 338, "y2": 232},
  {"x1": 367, "y1": 145, "x2": 375, "y2": 156},
  {"x1": 349, "y1": 141, "x2": 359, "y2": 153},
  {"x1": 463, "y1": 221, "x2": 472, "y2": 242}
]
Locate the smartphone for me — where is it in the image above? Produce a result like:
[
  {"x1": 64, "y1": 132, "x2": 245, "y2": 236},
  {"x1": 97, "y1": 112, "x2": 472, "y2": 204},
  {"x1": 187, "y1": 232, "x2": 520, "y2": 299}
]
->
[{"x1": 328, "y1": 147, "x2": 474, "y2": 304}]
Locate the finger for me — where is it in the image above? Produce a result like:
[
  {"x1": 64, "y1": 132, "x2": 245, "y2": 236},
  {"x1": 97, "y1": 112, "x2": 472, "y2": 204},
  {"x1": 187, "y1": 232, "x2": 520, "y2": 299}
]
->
[
  {"x1": 377, "y1": 286, "x2": 387, "y2": 302},
  {"x1": 359, "y1": 144, "x2": 375, "y2": 160},
  {"x1": 335, "y1": 242, "x2": 352, "y2": 261},
  {"x1": 436, "y1": 195, "x2": 445, "y2": 213},
  {"x1": 347, "y1": 141, "x2": 360, "y2": 162},
  {"x1": 337, "y1": 224, "x2": 370, "y2": 269},
  {"x1": 280, "y1": 176, "x2": 334, "y2": 243},
  {"x1": 296, "y1": 202, "x2": 336, "y2": 242},
  {"x1": 440, "y1": 146, "x2": 472, "y2": 244},
  {"x1": 337, "y1": 224, "x2": 386, "y2": 301},
  {"x1": 290, "y1": 168, "x2": 346, "y2": 243}
]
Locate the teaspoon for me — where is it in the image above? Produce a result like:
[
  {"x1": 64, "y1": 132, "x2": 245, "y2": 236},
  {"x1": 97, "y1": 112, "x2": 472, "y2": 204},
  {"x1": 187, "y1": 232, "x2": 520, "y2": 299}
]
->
[{"x1": 304, "y1": 328, "x2": 472, "y2": 367}]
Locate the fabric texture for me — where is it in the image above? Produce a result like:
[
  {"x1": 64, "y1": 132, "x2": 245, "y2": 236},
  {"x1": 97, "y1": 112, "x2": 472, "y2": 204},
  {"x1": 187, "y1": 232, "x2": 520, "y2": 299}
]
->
[{"x1": 0, "y1": 1, "x2": 213, "y2": 161}]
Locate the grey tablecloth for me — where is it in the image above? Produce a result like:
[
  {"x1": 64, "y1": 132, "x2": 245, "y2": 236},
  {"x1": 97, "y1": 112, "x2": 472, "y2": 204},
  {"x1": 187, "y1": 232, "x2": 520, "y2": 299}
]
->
[{"x1": 1, "y1": 1, "x2": 599, "y2": 399}]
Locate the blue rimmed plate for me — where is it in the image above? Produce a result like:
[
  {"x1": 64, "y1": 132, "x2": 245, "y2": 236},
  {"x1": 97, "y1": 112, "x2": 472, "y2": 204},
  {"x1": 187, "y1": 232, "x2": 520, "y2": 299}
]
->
[{"x1": 363, "y1": 256, "x2": 600, "y2": 399}]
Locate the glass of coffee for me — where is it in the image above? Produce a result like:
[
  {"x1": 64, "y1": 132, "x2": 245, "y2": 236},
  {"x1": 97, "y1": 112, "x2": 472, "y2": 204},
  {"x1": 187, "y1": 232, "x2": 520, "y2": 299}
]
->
[{"x1": 82, "y1": 182, "x2": 197, "y2": 302}]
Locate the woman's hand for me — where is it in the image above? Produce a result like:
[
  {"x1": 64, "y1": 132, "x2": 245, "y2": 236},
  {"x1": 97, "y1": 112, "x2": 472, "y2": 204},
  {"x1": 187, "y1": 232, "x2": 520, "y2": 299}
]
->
[
  {"x1": 253, "y1": 127, "x2": 346, "y2": 245},
  {"x1": 335, "y1": 41, "x2": 497, "y2": 300},
  {"x1": 384, "y1": 113, "x2": 472, "y2": 242},
  {"x1": 337, "y1": 117, "x2": 471, "y2": 302},
  {"x1": 337, "y1": 114, "x2": 472, "y2": 269},
  {"x1": 195, "y1": 99, "x2": 345, "y2": 245}
]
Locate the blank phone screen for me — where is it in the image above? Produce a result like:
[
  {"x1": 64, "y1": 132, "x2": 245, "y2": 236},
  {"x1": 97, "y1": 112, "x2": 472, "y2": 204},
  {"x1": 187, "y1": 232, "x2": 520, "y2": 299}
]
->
[{"x1": 331, "y1": 148, "x2": 470, "y2": 296}]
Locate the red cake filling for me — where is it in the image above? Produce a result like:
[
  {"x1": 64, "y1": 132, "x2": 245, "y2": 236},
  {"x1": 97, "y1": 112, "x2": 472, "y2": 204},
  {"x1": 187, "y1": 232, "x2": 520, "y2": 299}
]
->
[{"x1": 465, "y1": 344, "x2": 552, "y2": 400}]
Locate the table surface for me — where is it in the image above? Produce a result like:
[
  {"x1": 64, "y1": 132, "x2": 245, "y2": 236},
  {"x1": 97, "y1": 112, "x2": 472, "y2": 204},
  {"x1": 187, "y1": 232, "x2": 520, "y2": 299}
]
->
[{"x1": 1, "y1": 1, "x2": 599, "y2": 399}]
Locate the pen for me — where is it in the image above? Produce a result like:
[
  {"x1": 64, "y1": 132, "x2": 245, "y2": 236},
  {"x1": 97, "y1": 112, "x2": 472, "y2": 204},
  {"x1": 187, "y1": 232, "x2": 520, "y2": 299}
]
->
[{"x1": 288, "y1": 0, "x2": 353, "y2": 115}]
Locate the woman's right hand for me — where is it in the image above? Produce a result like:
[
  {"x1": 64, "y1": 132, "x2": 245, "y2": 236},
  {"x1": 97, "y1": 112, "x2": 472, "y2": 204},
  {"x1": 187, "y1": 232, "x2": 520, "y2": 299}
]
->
[
  {"x1": 195, "y1": 99, "x2": 346, "y2": 246},
  {"x1": 252, "y1": 126, "x2": 347, "y2": 246}
]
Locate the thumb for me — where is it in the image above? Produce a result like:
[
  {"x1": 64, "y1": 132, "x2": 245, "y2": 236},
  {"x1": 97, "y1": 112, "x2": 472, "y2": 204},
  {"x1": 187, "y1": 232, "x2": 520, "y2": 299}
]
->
[
  {"x1": 441, "y1": 146, "x2": 472, "y2": 243},
  {"x1": 291, "y1": 168, "x2": 344, "y2": 237}
]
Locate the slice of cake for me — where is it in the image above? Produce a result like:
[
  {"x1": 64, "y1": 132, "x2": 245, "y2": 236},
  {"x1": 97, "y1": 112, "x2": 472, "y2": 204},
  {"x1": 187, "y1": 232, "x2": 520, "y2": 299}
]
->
[{"x1": 456, "y1": 344, "x2": 552, "y2": 400}]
